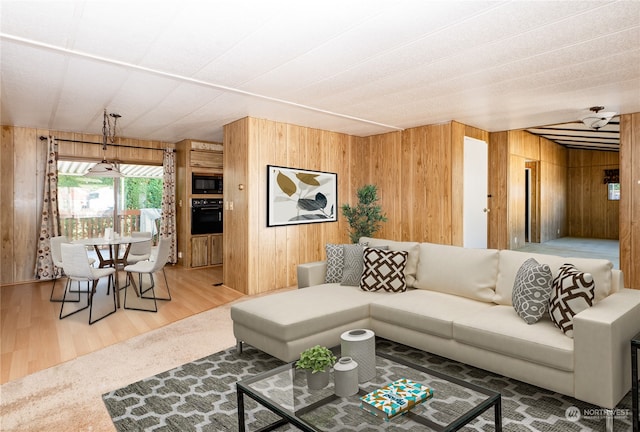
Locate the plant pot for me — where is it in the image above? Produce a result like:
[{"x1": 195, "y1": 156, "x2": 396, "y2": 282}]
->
[
  {"x1": 305, "y1": 369, "x2": 330, "y2": 390},
  {"x1": 334, "y1": 357, "x2": 359, "y2": 397}
]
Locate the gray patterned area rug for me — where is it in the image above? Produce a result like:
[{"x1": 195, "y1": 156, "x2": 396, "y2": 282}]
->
[{"x1": 102, "y1": 339, "x2": 633, "y2": 431}]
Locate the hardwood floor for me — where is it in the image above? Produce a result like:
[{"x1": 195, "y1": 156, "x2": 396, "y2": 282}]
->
[{"x1": 0, "y1": 264, "x2": 245, "y2": 384}]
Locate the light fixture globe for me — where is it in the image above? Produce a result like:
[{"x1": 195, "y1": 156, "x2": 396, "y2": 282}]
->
[
  {"x1": 580, "y1": 106, "x2": 616, "y2": 130},
  {"x1": 85, "y1": 160, "x2": 123, "y2": 177}
]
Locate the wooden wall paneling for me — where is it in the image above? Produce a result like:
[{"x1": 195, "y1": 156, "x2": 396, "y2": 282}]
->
[
  {"x1": 246, "y1": 118, "x2": 263, "y2": 295},
  {"x1": 487, "y1": 132, "x2": 508, "y2": 249},
  {"x1": 223, "y1": 118, "x2": 249, "y2": 294},
  {"x1": 1, "y1": 127, "x2": 15, "y2": 283},
  {"x1": 619, "y1": 115, "x2": 632, "y2": 287},
  {"x1": 54, "y1": 130, "x2": 73, "y2": 158},
  {"x1": 303, "y1": 127, "x2": 322, "y2": 269},
  {"x1": 567, "y1": 166, "x2": 586, "y2": 237},
  {"x1": 567, "y1": 148, "x2": 620, "y2": 240},
  {"x1": 12, "y1": 128, "x2": 38, "y2": 282},
  {"x1": 428, "y1": 123, "x2": 453, "y2": 245},
  {"x1": 368, "y1": 132, "x2": 401, "y2": 241},
  {"x1": 273, "y1": 122, "x2": 290, "y2": 288},
  {"x1": 324, "y1": 131, "x2": 349, "y2": 245},
  {"x1": 509, "y1": 154, "x2": 526, "y2": 249},
  {"x1": 450, "y1": 122, "x2": 465, "y2": 246},
  {"x1": 399, "y1": 130, "x2": 414, "y2": 241},
  {"x1": 343, "y1": 136, "x2": 369, "y2": 241},
  {"x1": 284, "y1": 123, "x2": 305, "y2": 289},
  {"x1": 538, "y1": 138, "x2": 567, "y2": 242},
  {"x1": 175, "y1": 141, "x2": 187, "y2": 266},
  {"x1": 509, "y1": 129, "x2": 540, "y2": 160},
  {"x1": 631, "y1": 113, "x2": 640, "y2": 290},
  {"x1": 256, "y1": 119, "x2": 278, "y2": 292},
  {"x1": 619, "y1": 113, "x2": 639, "y2": 289}
]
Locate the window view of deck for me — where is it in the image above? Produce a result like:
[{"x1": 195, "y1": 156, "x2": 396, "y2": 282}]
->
[{"x1": 57, "y1": 161, "x2": 163, "y2": 242}]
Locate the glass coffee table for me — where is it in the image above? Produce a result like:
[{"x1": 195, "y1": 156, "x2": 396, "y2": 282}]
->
[{"x1": 237, "y1": 350, "x2": 501, "y2": 431}]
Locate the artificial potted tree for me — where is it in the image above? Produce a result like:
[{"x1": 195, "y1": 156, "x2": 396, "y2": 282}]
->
[
  {"x1": 341, "y1": 184, "x2": 388, "y2": 243},
  {"x1": 296, "y1": 345, "x2": 337, "y2": 390}
]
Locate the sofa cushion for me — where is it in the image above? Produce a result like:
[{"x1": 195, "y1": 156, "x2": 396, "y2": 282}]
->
[
  {"x1": 230, "y1": 284, "x2": 388, "y2": 342},
  {"x1": 494, "y1": 249, "x2": 612, "y2": 306},
  {"x1": 414, "y1": 243, "x2": 499, "y2": 302},
  {"x1": 325, "y1": 243, "x2": 346, "y2": 283},
  {"x1": 549, "y1": 263, "x2": 595, "y2": 338},
  {"x1": 359, "y1": 237, "x2": 420, "y2": 288},
  {"x1": 512, "y1": 258, "x2": 553, "y2": 324},
  {"x1": 360, "y1": 248, "x2": 408, "y2": 292},
  {"x1": 453, "y1": 305, "x2": 574, "y2": 371},
  {"x1": 370, "y1": 290, "x2": 493, "y2": 339}
]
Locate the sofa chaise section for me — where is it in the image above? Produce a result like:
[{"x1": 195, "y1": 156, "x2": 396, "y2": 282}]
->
[{"x1": 231, "y1": 284, "x2": 389, "y2": 362}]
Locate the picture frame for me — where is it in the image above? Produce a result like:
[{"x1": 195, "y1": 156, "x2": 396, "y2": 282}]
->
[{"x1": 267, "y1": 165, "x2": 338, "y2": 227}]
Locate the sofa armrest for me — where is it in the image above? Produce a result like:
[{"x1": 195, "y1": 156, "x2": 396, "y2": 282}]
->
[
  {"x1": 573, "y1": 288, "x2": 640, "y2": 408},
  {"x1": 296, "y1": 261, "x2": 327, "y2": 288}
]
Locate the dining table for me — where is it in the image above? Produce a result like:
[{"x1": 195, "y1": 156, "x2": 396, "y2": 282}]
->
[{"x1": 73, "y1": 236, "x2": 150, "y2": 308}]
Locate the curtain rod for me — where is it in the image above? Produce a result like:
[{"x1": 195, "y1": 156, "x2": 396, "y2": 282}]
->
[{"x1": 39, "y1": 135, "x2": 175, "y2": 152}]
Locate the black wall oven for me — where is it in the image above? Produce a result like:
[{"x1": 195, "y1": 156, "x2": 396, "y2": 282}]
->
[{"x1": 191, "y1": 198, "x2": 223, "y2": 234}]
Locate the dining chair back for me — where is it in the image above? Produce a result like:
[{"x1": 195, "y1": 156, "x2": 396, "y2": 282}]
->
[
  {"x1": 126, "y1": 231, "x2": 152, "y2": 264},
  {"x1": 49, "y1": 235, "x2": 68, "y2": 301},
  {"x1": 123, "y1": 237, "x2": 172, "y2": 312},
  {"x1": 59, "y1": 243, "x2": 117, "y2": 324}
]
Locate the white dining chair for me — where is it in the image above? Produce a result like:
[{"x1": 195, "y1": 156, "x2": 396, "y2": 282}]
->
[
  {"x1": 126, "y1": 231, "x2": 152, "y2": 264},
  {"x1": 59, "y1": 243, "x2": 117, "y2": 324},
  {"x1": 123, "y1": 237, "x2": 172, "y2": 312},
  {"x1": 49, "y1": 235, "x2": 95, "y2": 302}
]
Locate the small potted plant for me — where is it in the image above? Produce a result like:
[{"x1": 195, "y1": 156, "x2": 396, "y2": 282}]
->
[{"x1": 296, "y1": 345, "x2": 337, "y2": 390}]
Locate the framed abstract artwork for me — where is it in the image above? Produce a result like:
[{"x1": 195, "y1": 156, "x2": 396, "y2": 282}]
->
[{"x1": 267, "y1": 165, "x2": 338, "y2": 227}]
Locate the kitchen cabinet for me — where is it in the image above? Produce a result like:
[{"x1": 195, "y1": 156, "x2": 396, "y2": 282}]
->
[
  {"x1": 190, "y1": 234, "x2": 223, "y2": 267},
  {"x1": 175, "y1": 139, "x2": 224, "y2": 268}
]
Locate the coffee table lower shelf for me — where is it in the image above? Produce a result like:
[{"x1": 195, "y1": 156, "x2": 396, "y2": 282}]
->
[{"x1": 236, "y1": 350, "x2": 502, "y2": 432}]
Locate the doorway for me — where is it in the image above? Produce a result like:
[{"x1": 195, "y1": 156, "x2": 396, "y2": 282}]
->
[
  {"x1": 463, "y1": 136, "x2": 488, "y2": 248},
  {"x1": 524, "y1": 161, "x2": 540, "y2": 244}
]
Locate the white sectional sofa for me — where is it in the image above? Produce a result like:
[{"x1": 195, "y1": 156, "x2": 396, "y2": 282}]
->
[{"x1": 230, "y1": 237, "x2": 640, "y2": 409}]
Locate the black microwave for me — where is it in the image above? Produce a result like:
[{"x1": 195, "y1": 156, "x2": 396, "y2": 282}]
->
[{"x1": 192, "y1": 174, "x2": 223, "y2": 194}]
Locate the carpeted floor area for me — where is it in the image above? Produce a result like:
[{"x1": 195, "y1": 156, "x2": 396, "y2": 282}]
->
[
  {"x1": 515, "y1": 237, "x2": 619, "y2": 269},
  {"x1": 102, "y1": 339, "x2": 633, "y2": 432}
]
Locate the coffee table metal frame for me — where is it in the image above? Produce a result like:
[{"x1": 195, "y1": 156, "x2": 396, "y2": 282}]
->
[{"x1": 236, "y1": 350, "x2": 502, "y2": 432}]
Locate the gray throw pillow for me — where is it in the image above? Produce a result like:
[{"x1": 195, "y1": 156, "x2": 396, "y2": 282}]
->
[
  {"x1": 341, "y1": 243, "x2": 388, "y2": 286},
  {"x1": 325, "y1": 243, "x2": 345, "y2": 283},
  {"x1": 340, "y1": 243, "x2": 367, "y2": 286},
  {"x1": 512, "y1": 258, "x2": 553, "y2": 324}
]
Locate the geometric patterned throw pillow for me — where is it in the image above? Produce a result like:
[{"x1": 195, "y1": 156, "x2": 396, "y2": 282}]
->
[
  {"x1": 325, "y1": 243, "x2": 345, "y2": 283},
  {"x1": 360, "y1": 248, "x2": 408, "y2": 293},
  {"x1": 512, "y1": 258, "x2": 553, "y2": 324},
  {"x1": 340, "y1": 243, "x2": 368, "y2": 286},
  {"x1": 548, "y1": 263, "x2": 595, "y2": 338}
]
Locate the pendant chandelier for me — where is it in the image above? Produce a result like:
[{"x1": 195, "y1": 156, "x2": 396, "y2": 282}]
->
[{"x1": 85, "y1": 109, "x2": 123, "y2": 177}]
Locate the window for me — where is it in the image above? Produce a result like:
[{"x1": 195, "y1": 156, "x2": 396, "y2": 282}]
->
[
  {"x1": 608, "y1": 183, "x2": 620, "y2": 201},
  {"x1": 57, "y1": 161, "x2": 163, "y2": 240}
]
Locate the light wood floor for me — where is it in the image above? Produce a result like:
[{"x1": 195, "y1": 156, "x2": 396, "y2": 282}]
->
[{"x1": 0, "y1": 264, "x2": 245, "y2": 384}]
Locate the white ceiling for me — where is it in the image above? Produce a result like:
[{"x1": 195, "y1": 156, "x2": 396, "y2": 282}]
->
[{"x1": 1, "y1": 1, "x2": 639, "y2": 147}]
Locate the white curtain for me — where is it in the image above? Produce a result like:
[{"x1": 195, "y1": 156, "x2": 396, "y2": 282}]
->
[
  {"x1": 160, "y1": 148, "x2": 177, "y2": 263},
  {"x1": 35, "y1": 136, "x2": 61, "y2": 279}
]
